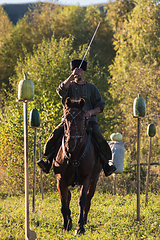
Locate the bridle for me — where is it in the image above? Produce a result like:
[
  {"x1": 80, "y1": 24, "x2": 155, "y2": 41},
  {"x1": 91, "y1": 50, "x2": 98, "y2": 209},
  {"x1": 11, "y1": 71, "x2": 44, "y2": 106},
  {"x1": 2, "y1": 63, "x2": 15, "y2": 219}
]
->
[{"x1": 63, "y1": 108, "x2": 86, "y2": 151}]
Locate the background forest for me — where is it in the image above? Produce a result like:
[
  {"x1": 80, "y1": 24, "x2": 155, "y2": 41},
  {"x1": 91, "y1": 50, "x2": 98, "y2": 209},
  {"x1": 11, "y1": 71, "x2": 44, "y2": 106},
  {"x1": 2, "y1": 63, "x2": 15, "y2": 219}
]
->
[{"x1": 0, "y1": 0, "x2": 160, "y2": 195}]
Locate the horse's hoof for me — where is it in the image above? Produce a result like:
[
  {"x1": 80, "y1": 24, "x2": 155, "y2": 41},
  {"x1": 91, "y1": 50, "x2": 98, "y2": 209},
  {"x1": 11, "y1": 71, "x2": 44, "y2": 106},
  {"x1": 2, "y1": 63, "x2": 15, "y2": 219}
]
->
[
  {"x1": 74, "y1": 227, "x2": 85, "y2": 236},
  {"x1": 84, "y1": 219, "x2": 87, "y2": 225},
  {"x1": 66, "y1": 219, "x2": 72, "y2": 231}
]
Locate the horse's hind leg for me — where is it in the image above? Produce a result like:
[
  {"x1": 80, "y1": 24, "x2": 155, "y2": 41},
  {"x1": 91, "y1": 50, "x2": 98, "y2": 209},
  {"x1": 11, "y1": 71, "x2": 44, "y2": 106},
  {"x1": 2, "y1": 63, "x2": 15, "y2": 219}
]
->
[
  {"x1": 83, "y1": 179, "x2": 98, "y2": 224},
  {"x1": 57, "y1": 180, "x2": 72, "y2": 231}
]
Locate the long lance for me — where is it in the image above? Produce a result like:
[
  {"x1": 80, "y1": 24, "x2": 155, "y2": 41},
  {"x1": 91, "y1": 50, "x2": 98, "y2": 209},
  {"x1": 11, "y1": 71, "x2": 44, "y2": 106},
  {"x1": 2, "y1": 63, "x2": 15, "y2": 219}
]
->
[{"x1": 78, "y1": 21, "x2": 101, "y2": 69}]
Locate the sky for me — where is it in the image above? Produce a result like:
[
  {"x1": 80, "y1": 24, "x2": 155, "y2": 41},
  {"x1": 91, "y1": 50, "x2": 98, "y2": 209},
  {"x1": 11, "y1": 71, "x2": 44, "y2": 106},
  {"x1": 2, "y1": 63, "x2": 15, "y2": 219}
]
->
[{"x1": 0, "y1": 0, "x2": 109, "y2": 7}]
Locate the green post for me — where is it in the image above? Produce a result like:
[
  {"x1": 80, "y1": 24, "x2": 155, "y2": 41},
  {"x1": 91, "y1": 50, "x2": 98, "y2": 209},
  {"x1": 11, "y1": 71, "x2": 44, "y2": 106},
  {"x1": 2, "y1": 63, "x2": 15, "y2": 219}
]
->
[
  {"x1": 32, "y1": 127, "x2": 37, "y2": 213},
  {"x1": 145, "y1": 123, "x2": 156, "y2": 207},
  {"x1": 137, "y1": 117, "x2": 141, "y2": 221},
  {"x1": 145, "y1": 137, "x2": 151, "y2": 207},
  {"x1": 17, "y1": 73, "x2": 36, "y2": 239},
  {"x1": 133, "y1": 93, "x2": 146, "y2": 221},
  {"x1": 29, "y1": 108, "x2": 41, "y2": 213},
  {"x1": 39, "y1": 136, "x2": 44, "y2": 200}
]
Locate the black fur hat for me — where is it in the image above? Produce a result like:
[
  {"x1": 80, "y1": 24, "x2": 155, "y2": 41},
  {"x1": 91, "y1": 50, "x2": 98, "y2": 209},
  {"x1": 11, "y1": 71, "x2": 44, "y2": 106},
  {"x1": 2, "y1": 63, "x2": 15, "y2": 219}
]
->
[{"x1": 70, "y1": 59, "x2": 87, "y2": 71}]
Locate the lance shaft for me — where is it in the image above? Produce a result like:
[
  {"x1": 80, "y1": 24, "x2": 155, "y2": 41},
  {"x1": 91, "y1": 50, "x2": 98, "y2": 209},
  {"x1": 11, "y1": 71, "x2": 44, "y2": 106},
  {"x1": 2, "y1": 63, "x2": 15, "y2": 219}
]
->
[{"x1": 79, "y1": 21, "x2": 101, "y2": 69}]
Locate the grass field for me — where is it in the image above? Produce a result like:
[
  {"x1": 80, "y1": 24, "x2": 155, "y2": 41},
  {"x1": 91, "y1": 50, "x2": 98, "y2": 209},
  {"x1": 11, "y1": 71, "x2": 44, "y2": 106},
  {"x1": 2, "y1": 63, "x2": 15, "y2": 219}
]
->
[{"x1": 0, "y1": 189, "x2": 160, "y2": 239}]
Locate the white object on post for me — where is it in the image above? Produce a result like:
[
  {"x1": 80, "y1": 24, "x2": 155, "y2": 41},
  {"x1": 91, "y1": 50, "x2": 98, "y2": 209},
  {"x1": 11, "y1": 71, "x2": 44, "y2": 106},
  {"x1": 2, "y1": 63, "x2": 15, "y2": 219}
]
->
[{"x1": 108, "y1": 141, "x2": 125, "y2": 174}]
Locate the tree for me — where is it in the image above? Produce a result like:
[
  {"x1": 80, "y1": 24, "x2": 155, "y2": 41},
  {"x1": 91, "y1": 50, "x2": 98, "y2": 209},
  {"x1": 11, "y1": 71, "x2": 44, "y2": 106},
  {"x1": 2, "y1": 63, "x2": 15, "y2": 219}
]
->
[
  {"x1": 109, "y1": 0, "x2": 160, "y2": 164},
  {"x1": 52, "y1": 5, "x2": 115, "y2": 66},
  {"x1": 0, "y1": 6, "x2": 13, "y2": 48},
  {"x1": 106, "y1": 0, "x2": 135, "y2": 32},
  {"x1": 0, "y1": 3, "x2": 56, "y2": 94},
  {"x1": 0, "y1": 6, "x2": 13, "y2": 108}
]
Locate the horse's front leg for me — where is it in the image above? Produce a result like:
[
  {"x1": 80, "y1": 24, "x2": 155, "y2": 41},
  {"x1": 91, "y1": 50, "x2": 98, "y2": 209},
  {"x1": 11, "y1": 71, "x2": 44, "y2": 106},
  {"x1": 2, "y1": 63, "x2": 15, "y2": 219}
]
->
[
  {"x1": 75, "y1": 179, "x2": 90, "y2": 235},
  {"x1": 57, "y1": 178, "x2": 72, "y2": 231},
  {"x1": 84, "y1": 178, "x2": 98, "y2": 224}
]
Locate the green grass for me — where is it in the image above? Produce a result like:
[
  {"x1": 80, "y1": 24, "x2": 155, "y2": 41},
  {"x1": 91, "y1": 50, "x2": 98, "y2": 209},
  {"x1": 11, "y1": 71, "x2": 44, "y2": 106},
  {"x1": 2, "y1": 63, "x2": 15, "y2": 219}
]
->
[{"x1": 0, "y1": 189, "x2": 160, "y2": 239}]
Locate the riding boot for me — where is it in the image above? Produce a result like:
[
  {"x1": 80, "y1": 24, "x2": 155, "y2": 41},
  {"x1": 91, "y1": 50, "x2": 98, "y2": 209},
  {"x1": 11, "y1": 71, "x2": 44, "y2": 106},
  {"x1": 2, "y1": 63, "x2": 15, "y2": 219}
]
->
[
  {"x1": 99, "y1": 153, "x2": 116, "y2": 177},
  {"x1": 37, "y1": 157, "x2": 52, "y2": 174},
  {"x1": 38, "y1": 123, "x2": 64, "y2": 173},
  {"x1": 37, "y1": 148, "x2": 55, "y2": 174},
  {"x1": 102, "y1": 163, "x2": 116, "y2": 177}
]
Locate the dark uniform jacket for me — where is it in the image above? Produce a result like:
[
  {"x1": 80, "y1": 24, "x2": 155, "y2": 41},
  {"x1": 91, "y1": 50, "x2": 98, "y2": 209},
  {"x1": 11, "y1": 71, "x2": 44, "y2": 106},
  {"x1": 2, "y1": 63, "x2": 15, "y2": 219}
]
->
[{"x1": 56, "y1": 81, "x2": 105, "y2": 123}]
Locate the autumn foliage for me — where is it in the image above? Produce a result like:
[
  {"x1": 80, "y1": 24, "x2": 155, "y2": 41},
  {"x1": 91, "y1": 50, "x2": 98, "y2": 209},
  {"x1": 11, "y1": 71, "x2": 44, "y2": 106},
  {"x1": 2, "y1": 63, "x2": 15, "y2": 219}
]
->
[{"x1": 0, "y1": 0, "x2": 160, "y2": 194}]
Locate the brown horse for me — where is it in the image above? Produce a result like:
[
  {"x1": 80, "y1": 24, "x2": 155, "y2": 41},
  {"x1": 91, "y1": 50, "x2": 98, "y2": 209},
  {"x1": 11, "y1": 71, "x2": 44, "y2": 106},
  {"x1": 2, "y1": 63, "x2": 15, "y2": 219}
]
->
[{"x1": 53, "y1": 97, "x2": 102, "y2": 235}]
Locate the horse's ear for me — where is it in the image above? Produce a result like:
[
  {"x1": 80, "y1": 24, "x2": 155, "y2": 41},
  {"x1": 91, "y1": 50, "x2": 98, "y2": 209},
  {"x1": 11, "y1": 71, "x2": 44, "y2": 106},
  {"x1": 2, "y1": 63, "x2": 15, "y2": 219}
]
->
[
  {"x1": 79, "y1": 98, "x2": 85, "y2": 109},
  {"x1": 65, "y1": 97, "x2": 71, "y2": 108}
]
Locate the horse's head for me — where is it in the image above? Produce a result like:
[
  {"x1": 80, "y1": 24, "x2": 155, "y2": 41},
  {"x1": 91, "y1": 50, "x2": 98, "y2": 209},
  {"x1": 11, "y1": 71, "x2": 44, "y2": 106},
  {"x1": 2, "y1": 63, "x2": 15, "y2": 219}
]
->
[{"x1": 64, "y1": 97, "x2": 86, "y2": 152}]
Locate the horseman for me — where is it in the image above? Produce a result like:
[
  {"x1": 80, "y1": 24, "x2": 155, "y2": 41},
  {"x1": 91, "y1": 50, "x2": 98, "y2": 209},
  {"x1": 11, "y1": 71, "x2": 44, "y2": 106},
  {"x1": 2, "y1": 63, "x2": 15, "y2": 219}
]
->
[{"x1": 37, "y1": 59, "x2": 116, "y2": 176}]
